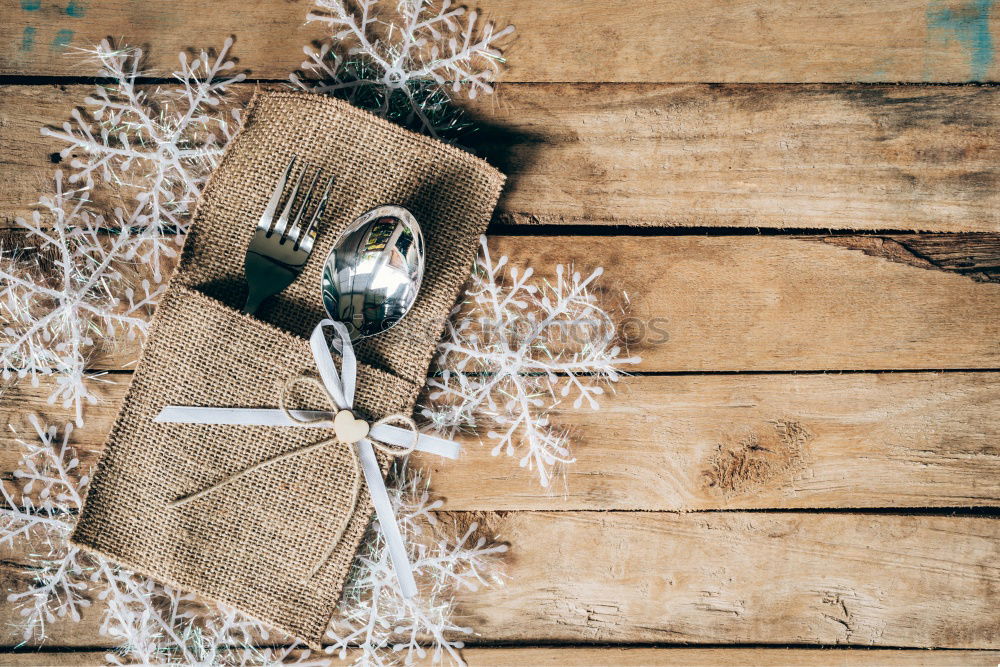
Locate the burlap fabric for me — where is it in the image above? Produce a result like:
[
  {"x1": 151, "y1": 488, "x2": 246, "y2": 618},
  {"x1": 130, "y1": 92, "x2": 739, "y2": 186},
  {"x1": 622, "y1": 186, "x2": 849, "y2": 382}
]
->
[{"x1": 71, "y1": 91, "x2": 505, "y2": 647}]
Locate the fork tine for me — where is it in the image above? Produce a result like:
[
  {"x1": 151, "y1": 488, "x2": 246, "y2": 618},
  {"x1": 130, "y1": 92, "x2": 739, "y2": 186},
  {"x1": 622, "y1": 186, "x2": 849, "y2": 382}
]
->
[
  {"x1": 296, "y1": 175, "x2": 335, "y2": 249},
  {"x1": 260, "y1": 155, "x2": 296, "y2": 233},
  {"x1": 271, "y1": 164, "x2": 306, "y2": 239},
  {"x1": 286, "y1": 168, "x2": 322, "y2": 246}
]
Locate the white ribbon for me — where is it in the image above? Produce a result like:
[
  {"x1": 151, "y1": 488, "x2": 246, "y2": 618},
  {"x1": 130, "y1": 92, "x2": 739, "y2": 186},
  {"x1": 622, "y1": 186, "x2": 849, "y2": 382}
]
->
[{"x1": 154, "y1": 318, "x2": 459, "y2": 599}]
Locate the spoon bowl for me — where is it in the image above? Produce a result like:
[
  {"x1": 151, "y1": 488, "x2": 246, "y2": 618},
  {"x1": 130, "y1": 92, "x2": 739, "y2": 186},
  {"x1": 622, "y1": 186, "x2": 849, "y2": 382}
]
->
[{"x1": 321, "y1": 205, "x2": 425, "y2": 341}]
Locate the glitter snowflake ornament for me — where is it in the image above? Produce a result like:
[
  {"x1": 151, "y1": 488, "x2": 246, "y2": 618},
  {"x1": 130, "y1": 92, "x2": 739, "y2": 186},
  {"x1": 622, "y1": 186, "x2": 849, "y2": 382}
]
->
[
  {"x1": 292, "y1": 0, "x2": 514, "y2": 139},
  {"x1": 2, "y1": 416, "x2": 91, "y2": 641},
  {"x1": 42, "y1": 38, "x2": 244, "y2": 281},
  {"x1": 424, "y1": 237, "x2": 641, "y2": 487},
  {"x1": 0, "y1": 174, "x2": 162, "y2": 426},
  {"x1": 95, "y1": 559, "x2": 324, "y2": 666},
  {"x1": 3, "y1": 40, "x2": 242, "y2": 426}
]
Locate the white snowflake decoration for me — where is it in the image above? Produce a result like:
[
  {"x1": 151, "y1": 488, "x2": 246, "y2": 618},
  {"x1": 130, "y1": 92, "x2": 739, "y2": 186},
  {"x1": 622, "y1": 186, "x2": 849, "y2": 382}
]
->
[
  {"x1": 424, "y1": 237, "x2": 641, "y2": 487},
  {"x1": 42, "y1": 38, "x2": 244, "y2": 281},
  {"x1": 2, "y1": 416, "x2": 91, "y2": 640},
  {"x1": 2, "y1": 40, "x2": 242, "y2": 426},
  {"x1": 95, "y1": 558, "x2": 324, "y2": 666},
  {"x1": 0, "y1": 174, "x2": 162, "y2": 427},
  {"x1": 292, "y1": 0, "x2": 514, "y2": 138}
]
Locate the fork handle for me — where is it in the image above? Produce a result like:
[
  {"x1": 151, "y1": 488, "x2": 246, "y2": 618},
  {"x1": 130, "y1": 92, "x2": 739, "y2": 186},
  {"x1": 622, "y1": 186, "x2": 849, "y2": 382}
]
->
[
  {"x1": 242, "y1": 290, "x2": 268, "y2": 315},
  {"x1": 243, "y1": 251, "x2": 299, "y2": 316}
]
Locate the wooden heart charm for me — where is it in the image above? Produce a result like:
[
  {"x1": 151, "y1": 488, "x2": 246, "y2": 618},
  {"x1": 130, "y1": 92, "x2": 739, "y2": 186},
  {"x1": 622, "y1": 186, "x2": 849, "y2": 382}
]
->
[{"x1": 333, "y1": 409, "x2": 370, "y2": 444}]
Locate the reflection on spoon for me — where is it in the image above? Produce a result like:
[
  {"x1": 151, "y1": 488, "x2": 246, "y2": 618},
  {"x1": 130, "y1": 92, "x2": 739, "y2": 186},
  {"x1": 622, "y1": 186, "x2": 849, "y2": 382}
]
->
[{"x1": 321, "y1": 205, "x2": 425, "y2": 342}]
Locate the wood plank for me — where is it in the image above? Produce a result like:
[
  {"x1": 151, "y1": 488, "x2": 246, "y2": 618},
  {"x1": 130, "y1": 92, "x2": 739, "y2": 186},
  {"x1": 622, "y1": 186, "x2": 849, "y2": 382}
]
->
[
  {"x1": 0, "y1": 84, "x2": 89, "y2": 228},
  {"x1": 454, "y1": 648, "x2": 1000, "y2": 667},
  {"x1": 4, "y1": 83, "x2": 1000, "y2": 231},
  {"x1": 472, "y1": 85, "x2": 1000, "y2": 231},
  {"x1": 1, "y1": 512, "x2": 997, "y2": 648},
  {"x1": 2, "y1": 647, "x2": 999, "y2": 666},
  {"x1": 491, "y1": 235, "x2": 1000, "y2": 372},
  {"x1": 5, "y1": 371, "x2": 1000, "y2": 511},
  {"x1": 461, "y1": 512, "x2": 1000, "y2": 648},
  {"x1": 4, "y1": 0, "x2": 1000, "y2": 83},
  {"x1": 4, "y1": 234, "x2": 1000, "y2": 372},
  {"x1": 0, "y1": 655, "x2": 107, "y2": 666}
]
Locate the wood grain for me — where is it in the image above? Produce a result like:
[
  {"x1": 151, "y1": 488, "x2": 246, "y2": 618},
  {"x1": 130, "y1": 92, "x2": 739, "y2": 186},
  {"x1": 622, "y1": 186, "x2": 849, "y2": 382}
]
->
[
  {"x1": 451, "y1": 647, "x2": 1000, "y2": 667},
  {"x1": 2, "y1": 648, "x2": 999, "y2": 666},
  {"x1": 5, "y1": 371, "x2": 999, "y2": 511},
  {"x1": 6, "y1": 235, "x2": 999, "y2": 373},
  {"x1": 892, "y1": 233, "x2": 1000, "y2": 282},
  {"x1": 492, "y1": 235, "x2": 1000, "y2": 371},
  {"x1": 2, "y1": 512, "x2": 997, "y2": 648},
  {"x1": 4, "y1": 84, "x2": 1000, "y2": 231},
  {"x1": 465, "y1": 512, "x2": 1000, "y2": 648},
  {"x1": 472, "y1": 84, "x2": 1000, "y2": 231},
  {"x1": 4, "y1": 0, "x2": 1000, "y2": 82},
  {"x1": 827, "y1": 234, "x2": 1000, "y2": 283}
]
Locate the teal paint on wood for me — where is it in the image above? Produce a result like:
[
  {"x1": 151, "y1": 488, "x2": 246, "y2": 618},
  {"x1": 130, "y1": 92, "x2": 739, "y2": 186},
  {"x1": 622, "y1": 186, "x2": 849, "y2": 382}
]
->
[
  {"x1": 51, "y1": 28, "x2": 73, "y2": 50},
  {"x1": 927, "y1": 0, "x2": 996, "y2": 80},
  {"x1": 19, "y1": 0, "x2": 40, "y2": 9},
  {"x1": 21, "y1": 26, "x2": 36, "y2": 52},
  {"x1": 64, "y1": 0, "x2": 84, "y2": 17}
]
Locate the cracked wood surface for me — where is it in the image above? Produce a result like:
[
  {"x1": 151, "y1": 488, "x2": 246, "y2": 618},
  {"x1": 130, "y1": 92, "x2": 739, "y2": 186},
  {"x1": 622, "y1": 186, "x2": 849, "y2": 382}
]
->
[
  {"x1": 2, "y1": 84, "x2": 1000, "y2": 230},
  {"x1": 2, "y1": 648, "x2": 1000, "y2": 666},
  {"x1": 5, "y1": 0, "x2": 1000, "y2": 83},
  {"x1": 1, "y1": 512, "x2": 997, "y2": 648},
  {"x1": 820, "y1": 235, "x2": 1000, "y2": 283},
  {"x1": 885, "y1": 233, "x2": 1000, "y2": 282},
  {"x1": 5, "y1": 371, "x2": 1000, "y2": 511}
]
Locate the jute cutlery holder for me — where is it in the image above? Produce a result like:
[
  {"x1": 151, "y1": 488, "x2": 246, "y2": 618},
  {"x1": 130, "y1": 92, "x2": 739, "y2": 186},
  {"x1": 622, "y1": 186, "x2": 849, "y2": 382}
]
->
[{"x1": 70, "y1": 91, "x2": 505, "y2": 647}]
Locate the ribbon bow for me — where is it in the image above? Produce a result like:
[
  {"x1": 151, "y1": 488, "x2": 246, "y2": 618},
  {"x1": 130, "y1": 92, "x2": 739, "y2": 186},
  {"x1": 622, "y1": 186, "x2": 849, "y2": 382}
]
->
[{"x1": 157, "y1": 319, "x2": 460, "y2": 598}]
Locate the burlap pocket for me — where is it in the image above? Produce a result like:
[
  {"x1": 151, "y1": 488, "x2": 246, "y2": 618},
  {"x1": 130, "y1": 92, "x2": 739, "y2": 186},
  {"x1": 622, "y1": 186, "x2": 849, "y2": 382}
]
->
[
  {"x1": 73, "y1": 286, "x2": 419, "y2": 644},
  {"x1": 71, "y1": 91, "x2": 505, "y2": 646}
]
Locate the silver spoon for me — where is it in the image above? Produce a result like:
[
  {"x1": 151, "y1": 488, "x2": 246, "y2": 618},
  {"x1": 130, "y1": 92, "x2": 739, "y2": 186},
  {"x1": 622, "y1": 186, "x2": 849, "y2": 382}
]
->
[
  {"x1": 320, "y1": 205, "x2": 425, "y2": 342},
  {"x1": 319, "y1": 204, "x2": 426, "y2": 598}
]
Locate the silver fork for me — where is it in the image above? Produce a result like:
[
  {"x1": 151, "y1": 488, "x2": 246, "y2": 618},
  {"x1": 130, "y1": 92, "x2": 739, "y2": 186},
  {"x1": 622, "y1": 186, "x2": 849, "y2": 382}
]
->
[{"x1": 242, "y1": 156, "x2": 334, "y2": 315}]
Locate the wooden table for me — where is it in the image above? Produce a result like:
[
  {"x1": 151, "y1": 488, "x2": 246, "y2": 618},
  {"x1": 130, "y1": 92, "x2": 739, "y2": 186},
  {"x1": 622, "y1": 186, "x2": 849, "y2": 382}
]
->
[{"x1": 2, "y1": 1, "x2": 1000, "y2": 665}]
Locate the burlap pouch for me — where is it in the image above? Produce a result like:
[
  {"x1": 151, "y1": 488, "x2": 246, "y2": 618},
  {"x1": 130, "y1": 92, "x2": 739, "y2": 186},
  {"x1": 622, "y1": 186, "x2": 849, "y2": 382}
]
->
[{"x1": 71, "y1": 91, "x2": 505, "y2": 647}]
